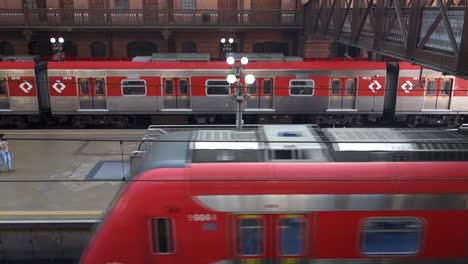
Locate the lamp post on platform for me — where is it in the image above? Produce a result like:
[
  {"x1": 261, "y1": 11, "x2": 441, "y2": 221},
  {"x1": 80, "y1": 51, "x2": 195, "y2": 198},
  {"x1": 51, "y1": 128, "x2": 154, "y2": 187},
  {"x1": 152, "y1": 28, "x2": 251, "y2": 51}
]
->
[
  {"x1": 220, "y1": 37, "x2": 235, "y2": 59},
  {"x1": 50, "y1": 37, "x2": 64, "y2": 61},
  {"x1": 226, "y1": 55, "x2": 255, "y2": 131}
]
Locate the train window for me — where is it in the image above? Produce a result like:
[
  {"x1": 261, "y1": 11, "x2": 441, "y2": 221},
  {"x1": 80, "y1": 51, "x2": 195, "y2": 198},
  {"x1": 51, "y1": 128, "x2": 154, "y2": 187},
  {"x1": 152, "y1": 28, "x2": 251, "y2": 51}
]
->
[
  {"x1": 165, "y1": 79, "x2": 174, "y2": 95},
  {"x1": 0, "y1": 79, "x2": 6, "y2": 95},
  {"x1": 362, "y1": 218, "x2": 422, "y2": 255},
  {"x1": 331, "y1": 79, "x2": 340, "y2": 95},
  {"x1": 346, "y1": 79, "x2": 356, "y2": 95},
  {"x1": 278, "y1": 216, "x2": 305, "y2": 256},
  {"x1": 179, "y1": 79, "x2": 188, "y2": 95},
  {"x1": 273, "y1": 149, "x2": 294, "y2": 159},
  {"x1": 248, "y1": 80, "x2": 257, "y2": 95},
  {"x1": 238, "y1": 217, "x2": 264, "y2": 256},
  {"x1": 152, "y1": 218, "x2": 175, "y2": 254},
  {"x1": 441, "y1": 79, "x2": 452, "y2": 95},
  {"x1": 206, "y1": 80, "x2": 230, "y2": 95},
  {"x1": 80, "y1": 79, "x2": 89, "y2": 95},
  {"x1": 263, "y1": 79, "x2": 272, "y2": 95},
  {"x1": 95, "y1": 79, "x2": 105, "y2": 95},
  {"x1": 289, "y1": 80, "x2": 314, "y2": 96},
  {"x1": 426, "y1": 80, "x2": 436, "y2": 95},
  {"x1": 122, "y1": 80, "x2": 146, "y2": 96}
]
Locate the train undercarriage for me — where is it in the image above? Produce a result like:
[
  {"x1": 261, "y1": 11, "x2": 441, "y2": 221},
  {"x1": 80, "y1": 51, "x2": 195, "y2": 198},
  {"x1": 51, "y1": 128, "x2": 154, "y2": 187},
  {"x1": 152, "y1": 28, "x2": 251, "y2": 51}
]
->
[{"x1": 0, "y1": 113, "x2": 464, "y2": 129}]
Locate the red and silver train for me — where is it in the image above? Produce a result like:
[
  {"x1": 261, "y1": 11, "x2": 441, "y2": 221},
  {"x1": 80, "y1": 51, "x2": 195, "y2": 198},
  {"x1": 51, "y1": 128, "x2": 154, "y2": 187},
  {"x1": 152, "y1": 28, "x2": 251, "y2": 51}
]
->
[
  {"x1": 1, "y1": 58, "x2": 468, "y2": 128},
  {"x1": 81, "y1": 125, "x2": 468, "y2": 263}
]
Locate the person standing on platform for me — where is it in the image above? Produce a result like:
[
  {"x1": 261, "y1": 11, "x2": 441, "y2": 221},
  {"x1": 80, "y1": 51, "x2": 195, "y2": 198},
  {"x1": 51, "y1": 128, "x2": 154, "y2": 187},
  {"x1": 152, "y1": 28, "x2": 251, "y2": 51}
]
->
[{"x1": 0, "y1": 134, "x2": 14, "y2": 172}]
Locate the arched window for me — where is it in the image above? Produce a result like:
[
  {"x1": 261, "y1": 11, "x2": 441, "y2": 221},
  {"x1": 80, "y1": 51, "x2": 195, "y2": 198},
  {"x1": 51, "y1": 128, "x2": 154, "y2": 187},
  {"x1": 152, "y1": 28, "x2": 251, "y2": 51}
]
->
[
  {"x1": 91, "y1": 41, "x2": 107, "y2": 58},
  {"x1": 127, "y1": 42, "x2": 157, "y2": 57},
  {"x1": 28, "y1": 41, "x2": 39, "y2": 55},
  {"x1": 0, "y1": 42, "x2": 14, "y2": 56},
  {"x1": 63, "y1": 40, "x2": 78, "y2": 57},
  {"x1": 28, "y1": 41, "x2": 51, "y2": 57},
  {"x1": 181, "y1": 41, "x2": 197, "y2": 53}
]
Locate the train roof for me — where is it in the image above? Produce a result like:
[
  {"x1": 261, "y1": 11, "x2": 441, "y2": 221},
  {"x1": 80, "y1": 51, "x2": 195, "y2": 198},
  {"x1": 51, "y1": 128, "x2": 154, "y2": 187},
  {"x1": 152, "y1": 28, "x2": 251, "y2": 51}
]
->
[
  {"x1": 134, "y1": 125, "x2": 468, "y2": 175},
  {"x1": 136, "y1": 162, "x2": 468, "y2": 184},
  {"x1": 46, "y1": 61, "x2": 389, "y2": 70},
  {"x1": 0, "y1": 61, "x2": 35, "y2": 69},
  {"x1": 0, "y1": 60, "x2": 433, "y2": 72}
]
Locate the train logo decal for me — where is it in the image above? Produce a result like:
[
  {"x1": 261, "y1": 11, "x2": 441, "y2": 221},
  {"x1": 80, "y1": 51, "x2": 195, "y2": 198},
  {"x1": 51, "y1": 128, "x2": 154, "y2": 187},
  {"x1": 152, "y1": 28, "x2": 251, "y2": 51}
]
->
[
  {"x1": 52, "y1": 80, "x2": 66, "y2": 93},
  {"x1": 368, "y1": 80, "x2": 382, "y2": 93},
  {"x1": 19, "y1": 81, "x2": 33, "y2": 94},
  {"x1": 401, "y1": 81, "x2": 414, "y2": 93}
]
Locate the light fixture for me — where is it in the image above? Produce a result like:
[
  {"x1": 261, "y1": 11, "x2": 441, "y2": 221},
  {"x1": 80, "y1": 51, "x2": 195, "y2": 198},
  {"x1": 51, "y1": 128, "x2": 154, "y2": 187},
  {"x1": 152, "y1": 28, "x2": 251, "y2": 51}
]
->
[
  {"x1": 50, "y1": 37, "x2": 56, "y2": 44},
  {"x1": 228, "y1": 38, "x2": 234, "y2": 44},
  {"x1": 58, "y1": 37, "x2": 64, "y2": 44},
  {"x1": 220, "y1": 38, "x2": 226, "y2": 44},
  {"x1": 245, "y1": 74, "x2": 255, "y2": 85},
  {"x1": 226, "y1": 56, "x2": 235, "y2": 65},
  {"x1": 240, "y1": 57, "x2": 248, "y2": 65},
  {"x1": 226, "y1": 74, "x2": 237, "y2": 84}
]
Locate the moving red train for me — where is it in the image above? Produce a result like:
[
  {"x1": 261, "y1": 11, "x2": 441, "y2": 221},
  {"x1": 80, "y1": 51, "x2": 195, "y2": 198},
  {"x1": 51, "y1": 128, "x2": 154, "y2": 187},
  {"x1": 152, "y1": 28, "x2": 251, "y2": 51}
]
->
[
  {"x1": 1, "y1": 55, "x2": 468, "y2": 128},
  {"x1": 81, "y1": 125, "x2": 468, "y2": 263}
]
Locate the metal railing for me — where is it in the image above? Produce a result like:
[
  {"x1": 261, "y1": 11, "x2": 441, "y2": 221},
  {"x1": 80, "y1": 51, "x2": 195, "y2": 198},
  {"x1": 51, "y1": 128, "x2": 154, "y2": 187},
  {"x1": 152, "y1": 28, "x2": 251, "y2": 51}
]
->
[{"x1": 0, "y1": 8, "x2": 302, "y2": 28}]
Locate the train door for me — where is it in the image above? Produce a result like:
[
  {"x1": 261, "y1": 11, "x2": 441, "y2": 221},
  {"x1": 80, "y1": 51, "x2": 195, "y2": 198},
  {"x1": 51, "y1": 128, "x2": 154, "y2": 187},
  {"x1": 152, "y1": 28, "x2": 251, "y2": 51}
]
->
[
  {"x1": 246, "y1": 79, "x2": 259, "y2": 109},
  {"x1": 245, "y1": 78, "x2": 274, "y2": 109},
  {"x1": 0, "y1": 78, "x2": 10, "y2": 110},
  {"x1": 230, "y1": 214, "x2": 308, "y2": 264},
  {"x1": 342, "y1": 78, "x2": 357, "y2": 109},
  {"x1": 436, "y1": 78, "x2": 452, "y2": 110},
  {"x1": 328, "y1": 78, "x2": 356, "y2": 109},
  {"x1": 423, "y1": 78, "x2": 452, "y2": 110},
  {"x1": 260, "y1": 78, "x2": 274, "y2": 109},
  {"x1": 423, "y1": 79, "x2": 437, "y2": 109},
  {"x1": 78, "y1": 78, "x2": 107, "y2": 110},
  {"x1": 162, "y1": 78, "x2": 191, "y2": 110},
  {"x1": 150, "y1": 217, "x2": 182, "y2": 264},
  {"x1": 328, "y1": 79, "x2": 341, "y2": 109}
]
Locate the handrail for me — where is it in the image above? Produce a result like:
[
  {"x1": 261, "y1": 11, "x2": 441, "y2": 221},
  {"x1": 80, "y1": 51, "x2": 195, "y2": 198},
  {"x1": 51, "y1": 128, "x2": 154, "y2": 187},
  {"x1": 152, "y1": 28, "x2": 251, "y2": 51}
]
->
[{"x1": 0, "y1": 8, "x2": 302, "y2": 28}]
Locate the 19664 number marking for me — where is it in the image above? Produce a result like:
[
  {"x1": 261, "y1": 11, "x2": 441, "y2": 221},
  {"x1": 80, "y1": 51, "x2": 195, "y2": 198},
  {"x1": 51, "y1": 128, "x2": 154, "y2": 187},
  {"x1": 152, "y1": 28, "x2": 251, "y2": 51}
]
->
[{"x1": 187, "y1": 214, "x2": 217, "y2": 221}]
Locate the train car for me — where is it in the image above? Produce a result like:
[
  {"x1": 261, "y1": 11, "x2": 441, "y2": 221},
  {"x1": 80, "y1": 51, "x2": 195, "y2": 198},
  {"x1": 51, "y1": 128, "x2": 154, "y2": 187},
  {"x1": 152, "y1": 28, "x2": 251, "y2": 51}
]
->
[
  {"x1": 45, "y1": 60, "x2": 389, "y2": 127},
  {"x1": 1, "y1": 56, "x2": 468, "y2": 128},
  {"x1": 0, "y1": 61, "x2": 42, "y2": 127},
  {"x1": 396, "y1": 65, "x2": 468, "y2": 127},
  {"x1": 81, "y1": 125, "x2": 468, "y2": 263}
]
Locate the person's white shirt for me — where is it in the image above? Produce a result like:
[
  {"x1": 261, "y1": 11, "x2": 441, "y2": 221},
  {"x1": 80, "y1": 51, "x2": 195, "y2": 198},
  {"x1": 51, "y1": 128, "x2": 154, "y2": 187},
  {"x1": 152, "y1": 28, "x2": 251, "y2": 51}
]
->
[{"x1": 0, "y1": 141, "x2": 8, "y2": 152}]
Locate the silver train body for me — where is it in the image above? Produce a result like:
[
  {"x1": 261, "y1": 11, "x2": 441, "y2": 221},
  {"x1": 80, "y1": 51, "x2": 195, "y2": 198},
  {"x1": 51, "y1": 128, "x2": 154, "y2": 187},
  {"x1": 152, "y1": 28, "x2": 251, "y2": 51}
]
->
[{"x1": 0, "y1": 59, "x2": 467, "y2": 127}]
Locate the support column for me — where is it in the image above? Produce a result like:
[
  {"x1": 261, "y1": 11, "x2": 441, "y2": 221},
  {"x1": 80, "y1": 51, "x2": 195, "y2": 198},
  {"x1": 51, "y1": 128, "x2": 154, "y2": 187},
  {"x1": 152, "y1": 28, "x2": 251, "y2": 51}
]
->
[
  {"x1": 106, "y1": 32, "x2": 114, "y2": 58},
  {"x1": 160, "y1": 30, "x2": 172, "y2": 53},
  {"x1": 456, "y1": 4, "x2": 468, "y2": 76}
]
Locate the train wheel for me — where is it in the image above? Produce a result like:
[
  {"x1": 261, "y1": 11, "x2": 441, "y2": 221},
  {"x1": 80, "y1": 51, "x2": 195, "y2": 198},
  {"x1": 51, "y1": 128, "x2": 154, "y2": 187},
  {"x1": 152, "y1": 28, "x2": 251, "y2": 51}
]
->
[
  {"x1": 72, "y1": 116, "x2": 87, "y2": 129},
  {"x1": 12, "y1": 116, "x2": 27, "y2": 129},
  {"x1": 448, "y1": 115, "x2": 463, "y2": 128},
  {"x1": 113, "y1": 116, "x2": 128, "y2": 129},
  {"x1": 407, "y1": 116, "x2": 418, "y2": 128}
]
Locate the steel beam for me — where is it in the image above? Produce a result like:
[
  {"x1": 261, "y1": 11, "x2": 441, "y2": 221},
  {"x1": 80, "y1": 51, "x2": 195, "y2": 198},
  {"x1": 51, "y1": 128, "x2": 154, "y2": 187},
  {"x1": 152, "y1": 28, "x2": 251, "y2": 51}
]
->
[
  {"x1": 407, "y1": 0, "x2": 424, "y2": 58},
  {"x1": 456, "y1": 3, "x2": 468, "y2": 76},
  {"x1": 437, "y1": 0, "x2": 460, "y2": 56},
  {"x1": 393, "y1": 0, "x2": 408, "y2": 47},
  {"x1": 306, "y1": 0, "x2": 468, "y2": 79}
]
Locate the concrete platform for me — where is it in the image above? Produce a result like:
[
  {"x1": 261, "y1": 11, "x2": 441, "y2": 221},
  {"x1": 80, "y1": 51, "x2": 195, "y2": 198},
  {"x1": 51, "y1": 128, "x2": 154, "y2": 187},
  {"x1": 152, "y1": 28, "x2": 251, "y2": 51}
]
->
[{"x1": 0, "y1": 130, "x2": 143, "y2": 221}]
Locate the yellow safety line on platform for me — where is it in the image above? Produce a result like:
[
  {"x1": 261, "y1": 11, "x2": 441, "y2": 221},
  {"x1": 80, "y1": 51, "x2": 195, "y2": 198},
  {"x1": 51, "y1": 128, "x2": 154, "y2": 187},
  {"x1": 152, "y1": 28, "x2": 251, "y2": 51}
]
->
[{"x1": 0, "y1": 210, "x2": 103, "y2": 216}]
